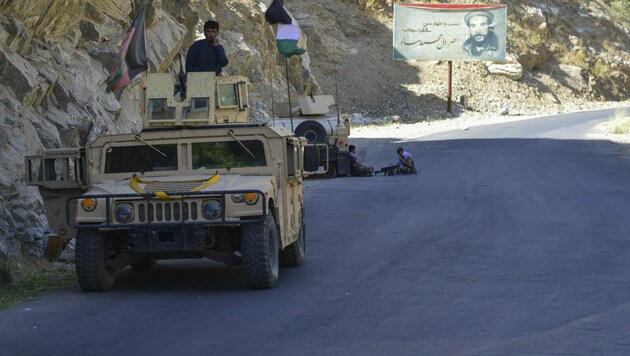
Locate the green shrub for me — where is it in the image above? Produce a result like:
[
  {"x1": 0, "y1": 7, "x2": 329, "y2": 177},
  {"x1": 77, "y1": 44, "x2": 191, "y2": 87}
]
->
[
  {"x1": 611, "y1": 1, "x2": 630, "y2": 22},
  {"x1": 591, "y1": 60, "x2": 611, "y2": 79},
  {"x1": 0, "y1": 258, "x2": 12, "y2": 285},
  {"x1": 0, "y1": 258, "x2": 75, "y2": 310},
  {"x1": 564, "y1": 49, "x2": 588, "y2": 69},
  {"x1": 609, "y1": 109, "x2": 630, "y2": 135}
]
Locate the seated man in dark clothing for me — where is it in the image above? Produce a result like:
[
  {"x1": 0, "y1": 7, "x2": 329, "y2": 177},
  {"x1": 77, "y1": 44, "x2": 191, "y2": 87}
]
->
[
  {"x1": 186, "y1": 20, "x2": 229, "y2": 75},
  {"x1": 348, "y1": 145, "x2": 374, "y2": 176}
]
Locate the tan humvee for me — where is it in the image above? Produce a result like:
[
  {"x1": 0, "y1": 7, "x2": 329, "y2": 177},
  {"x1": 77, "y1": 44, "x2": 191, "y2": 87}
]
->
[
  {"x1": 268, "y1": 94, "x2": 352, "y2": 176},
  {"x1": 25, "y1": 72, "x2": 319, "y2": 291}
]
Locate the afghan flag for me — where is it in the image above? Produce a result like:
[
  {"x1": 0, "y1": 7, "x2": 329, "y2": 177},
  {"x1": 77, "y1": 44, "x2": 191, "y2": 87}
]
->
[
  {"x1": 265, "y1": 0, "x2": 305, "y2": 58},
  {"x1": 106, "y1": 8, "x2": 147, "y2": 93}
]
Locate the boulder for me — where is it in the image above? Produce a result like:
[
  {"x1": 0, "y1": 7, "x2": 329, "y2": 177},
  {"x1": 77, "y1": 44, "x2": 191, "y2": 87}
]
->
[
  {"x1": 519, "y1": 49, "x2": 547, "y2": 72},
  {"x1": 383, "y1": 115, "x2": 400, "y2": 124},
  {"x1": 557, "y1": 64, "x2": 589, "y2": 93},
  {"x1": 0, "y1": 46, "x2": 39, "y2": 103},
  {"x1": 351, "y1": 113, "x2": 365, "y2": 125},
  {"x1": 486, "y1": 54, "x2": 524, "y2": 81}
]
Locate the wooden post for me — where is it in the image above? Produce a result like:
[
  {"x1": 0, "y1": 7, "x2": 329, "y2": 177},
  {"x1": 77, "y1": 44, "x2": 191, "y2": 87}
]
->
[{"x1": 447, "y1": 60, "x2": 452, "y2": 113}]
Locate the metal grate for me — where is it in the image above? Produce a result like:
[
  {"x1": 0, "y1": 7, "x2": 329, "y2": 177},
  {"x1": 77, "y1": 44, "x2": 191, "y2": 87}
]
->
[{"x1": 136, "y1": 201, "x2": 196, "y2": 223}]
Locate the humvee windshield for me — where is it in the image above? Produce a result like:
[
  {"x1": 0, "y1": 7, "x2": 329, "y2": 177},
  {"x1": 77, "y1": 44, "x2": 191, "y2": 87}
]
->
[
  {"x1": 105, "y1": 144, "x2": 178, "y2": 173},
  {"x1": 192, "y1": 140, "x2": 266, "y2": 169},
  {"x1": 103, "y1": 140, "x2": 267, "y2": 174}
]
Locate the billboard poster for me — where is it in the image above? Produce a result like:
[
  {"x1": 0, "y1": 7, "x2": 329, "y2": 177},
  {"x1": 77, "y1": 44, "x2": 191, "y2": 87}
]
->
[{"x1": 393, "y1": 4, "x2": 507, "y2": 62}]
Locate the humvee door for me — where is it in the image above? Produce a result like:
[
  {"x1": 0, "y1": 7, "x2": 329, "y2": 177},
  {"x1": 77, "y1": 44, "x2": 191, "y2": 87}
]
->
[{"x1": 25, "y1": 148, "x2": 89, "y2": 239}]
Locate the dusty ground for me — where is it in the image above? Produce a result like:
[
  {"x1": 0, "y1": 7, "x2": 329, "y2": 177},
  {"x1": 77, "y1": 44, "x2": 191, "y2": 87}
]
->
[
  {"x1": 288, "y1": 0, "x2": 629, "y2": 123},
  {"x1": 349, "y1": 102, "x2": 630, "y2": 143},
  {"x1": 345, "y1": 102, "x2": 630, "y2": 169}
]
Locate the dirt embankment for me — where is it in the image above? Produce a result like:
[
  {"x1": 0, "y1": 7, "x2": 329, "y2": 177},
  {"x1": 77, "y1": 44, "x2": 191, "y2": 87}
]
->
[{"x1": 288, "y1": 0, "x2": 629, "y2": 122}]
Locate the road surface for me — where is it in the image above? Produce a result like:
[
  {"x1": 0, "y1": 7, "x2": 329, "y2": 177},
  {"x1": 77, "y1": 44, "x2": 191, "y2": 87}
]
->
[{"x1": 1, "y1": 108, "x2": 630, "y2": 355}]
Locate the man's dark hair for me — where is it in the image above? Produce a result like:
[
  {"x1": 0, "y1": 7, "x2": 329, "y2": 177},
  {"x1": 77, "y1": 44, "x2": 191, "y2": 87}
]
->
[
  {"x1": 349, "y1": 145, "x2": 356, "y2": 152},
  {"x1": 204, "y1": 20, "x2": 220, "y2": 31},
  {"x1": 397, "y1": 147, "x2": 404, "y2": 154}
]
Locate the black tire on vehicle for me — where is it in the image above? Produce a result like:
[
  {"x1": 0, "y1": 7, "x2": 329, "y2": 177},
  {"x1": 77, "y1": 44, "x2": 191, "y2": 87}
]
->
[
  {"x1": 295, "y1": 120, "x2": 327, "y2": 144},
  {"x1": 130, "y1": 258, "x2": 158, "y2": 271},
  {"x1": 241, "y1": 212, "x2": 280, "y2": 289},
  {"x1": 280, "y1": 217, "x2": 305, "y2": 267},
  {"x1": 75, "y1": 229, "x2": 115, "y2": 292}
]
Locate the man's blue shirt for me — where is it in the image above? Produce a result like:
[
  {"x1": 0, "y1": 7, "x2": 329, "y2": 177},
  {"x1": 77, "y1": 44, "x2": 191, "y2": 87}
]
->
[{"x1": 186, "y1": 40, "x2": 229, "y2": 74}]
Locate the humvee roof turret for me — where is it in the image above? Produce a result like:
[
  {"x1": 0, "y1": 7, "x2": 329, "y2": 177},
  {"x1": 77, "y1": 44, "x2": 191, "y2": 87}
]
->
[{"x1": 25, "y1": 71, "x2": 319, "y2": 291}]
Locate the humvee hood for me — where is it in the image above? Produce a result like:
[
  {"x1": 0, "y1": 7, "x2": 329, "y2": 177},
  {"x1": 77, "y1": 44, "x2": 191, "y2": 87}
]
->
[{"x1": 88, "y1": 174, "x2": 273, "y2": 196}]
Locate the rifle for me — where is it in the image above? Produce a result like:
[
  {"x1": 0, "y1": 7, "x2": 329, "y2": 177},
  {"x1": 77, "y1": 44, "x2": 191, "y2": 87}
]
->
[{"x1": 177, "y1": 52, "x2": 186, "y2": 99}]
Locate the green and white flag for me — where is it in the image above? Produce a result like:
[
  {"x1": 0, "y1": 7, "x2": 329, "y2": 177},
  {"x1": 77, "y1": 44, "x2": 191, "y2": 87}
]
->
[
  {"x1": 276, "y1": 21, "x2": 305, "y2": 58},
  {"x1": 265, "y1": 0, "x2": 305, "y2": 58}
]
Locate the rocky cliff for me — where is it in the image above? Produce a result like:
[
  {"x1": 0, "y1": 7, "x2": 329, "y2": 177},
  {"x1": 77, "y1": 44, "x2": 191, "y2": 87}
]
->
[{"x1": 0, "y1": 0, "x2": 628, "y2": 263}]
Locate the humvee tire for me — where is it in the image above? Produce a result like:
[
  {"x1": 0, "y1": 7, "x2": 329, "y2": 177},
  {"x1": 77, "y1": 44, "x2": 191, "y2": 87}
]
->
[
  {"x1": 130, "y1": 258, "x2": 158, "y2": 271},
  {"x1": 241, "y1": 213, "x2": 279, "y2": 289},
  {"x1": 295, "y1": 120, "x2": 327, "y2": 144},
  {"x1": 75, "y1": 229, "x2": 115, "y2": 292},
  {"x1": 280, "y1": 216, "x2": 305, "y2": 267}
]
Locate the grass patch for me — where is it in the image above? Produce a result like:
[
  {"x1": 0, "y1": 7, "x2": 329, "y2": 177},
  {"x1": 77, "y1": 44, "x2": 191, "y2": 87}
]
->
[
  {"x1": 563, "y1": 49, "x2": 588, "y2": 69},
  {"x1": 0, "y1": 258, "x2": 76, "y2": 311},
  {"x1": 611, "y1": 0, "x2": 630, "y2": 23},
  {"x1": 529, "y1": 31, "x2": 545, "y2": 46},
  {"x1": 608, "y1": 108, "x2": 630, "y2": 135},
  {"x1": 591, "y1": 60, "x2": 611, "y2": 79}
]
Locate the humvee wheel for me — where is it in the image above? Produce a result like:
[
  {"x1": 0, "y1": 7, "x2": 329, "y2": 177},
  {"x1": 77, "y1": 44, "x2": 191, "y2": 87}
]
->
[
  {"x1": 295, "y1": 120, "x2": 327, "y2": 144},
  {"x1": 280, "y1": 220, "x2": 305, "y2": 267},
  {"x1": 75, "y1": 229, "x2": 115, "y2": 292},
  {"x1": 241, "y1": 213, "x2": 279, "y2": 289},
  {"x1": 130, "y1": 258, "x2": 158, "y2": 271}
]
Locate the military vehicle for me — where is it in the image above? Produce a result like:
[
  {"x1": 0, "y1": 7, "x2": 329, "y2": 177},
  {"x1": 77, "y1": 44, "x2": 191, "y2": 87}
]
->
[
  {"x1": 270, "y1": 95, "x2": 352, "y2": 177},
  {"x1": 25, "y1": 72, "x2": 319, "y2": 291}
]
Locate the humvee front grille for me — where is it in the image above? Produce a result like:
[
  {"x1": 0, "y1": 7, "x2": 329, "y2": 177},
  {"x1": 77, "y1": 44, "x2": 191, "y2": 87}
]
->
[
  {"x1": 67, "y1": 190, "x2": 267, "y2": 229},
  {"x1": 136, "y1": 201, "x2": 199, "y2": 223}
]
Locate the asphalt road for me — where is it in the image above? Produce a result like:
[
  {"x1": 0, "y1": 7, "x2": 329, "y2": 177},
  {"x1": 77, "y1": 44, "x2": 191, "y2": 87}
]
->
[{"x1": 2, "y1": 108, "x2": 630, "y2": 355}]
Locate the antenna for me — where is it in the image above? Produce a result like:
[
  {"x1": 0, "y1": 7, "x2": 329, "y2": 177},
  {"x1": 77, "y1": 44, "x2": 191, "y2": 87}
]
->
[
  {"x1": 333, "y1": 37, "x2": 341, "y2": 126},
  {"x1": 177, "y1": 52, "x2": 186, "y2": 99}
]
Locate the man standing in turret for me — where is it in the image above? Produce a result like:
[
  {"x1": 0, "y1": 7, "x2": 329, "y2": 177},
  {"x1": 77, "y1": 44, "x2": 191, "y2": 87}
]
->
[{"x1": 186, "y1": 20, "x2": 229, "y2": 75}]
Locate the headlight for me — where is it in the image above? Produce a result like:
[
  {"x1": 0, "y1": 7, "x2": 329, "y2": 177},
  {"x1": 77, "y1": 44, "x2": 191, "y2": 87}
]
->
[
  {"x1": 81, "y1": 198, "x2": 97, "y2": 212},
  {"x1": 230, "y1": 192, "x2": 259, "y2": 205},
  {"x1": 114, "y1": 204, "x2": 134, "y2": 223},
  {"x1": 202, "y1": 200, "x2": 222, "y2": 220}
]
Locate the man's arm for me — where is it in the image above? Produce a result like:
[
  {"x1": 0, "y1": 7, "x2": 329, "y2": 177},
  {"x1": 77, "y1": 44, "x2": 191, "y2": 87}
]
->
[{"x1": 216, "y1": 45, "x2": 229, "y2": 68}]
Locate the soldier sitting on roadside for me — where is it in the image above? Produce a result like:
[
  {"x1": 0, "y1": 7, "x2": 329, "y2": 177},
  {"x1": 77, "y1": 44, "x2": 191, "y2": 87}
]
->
[
  {"x1": 396, "y1": 147, "x2": 417, "y2": 174},
  {"x1": 348, "y1": 145, "x2": 374, "y2": 176}
]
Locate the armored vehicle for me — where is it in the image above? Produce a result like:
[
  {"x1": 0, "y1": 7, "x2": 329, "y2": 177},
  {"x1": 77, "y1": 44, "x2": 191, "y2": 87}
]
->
[
  {"x1": 270, "y1": 95, "x2": 352, "y2": 177},
  {"x1": 25, "y1": 72, "x2": 318, "y2": 291}
]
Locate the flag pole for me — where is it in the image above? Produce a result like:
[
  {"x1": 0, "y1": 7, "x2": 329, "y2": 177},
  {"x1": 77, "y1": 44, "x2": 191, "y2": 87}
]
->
[
  {"x1": 333, "y1": 38, "x2": 340, "y2": 126},
  {"x1": 285, "y1": 57, "x2": 293, "y2": 132},
  {"x1": 270, "y1": 60, "x2": 276, "y2": 125}
]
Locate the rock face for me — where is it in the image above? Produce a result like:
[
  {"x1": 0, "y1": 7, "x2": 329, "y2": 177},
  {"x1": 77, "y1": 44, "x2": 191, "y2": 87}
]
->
[
  {"x1": 0, "y1": 0, "x2": 629, "y2": 262},
  {"x1": 0, "y1": 0, "x2": 313, "y2": 262}
]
